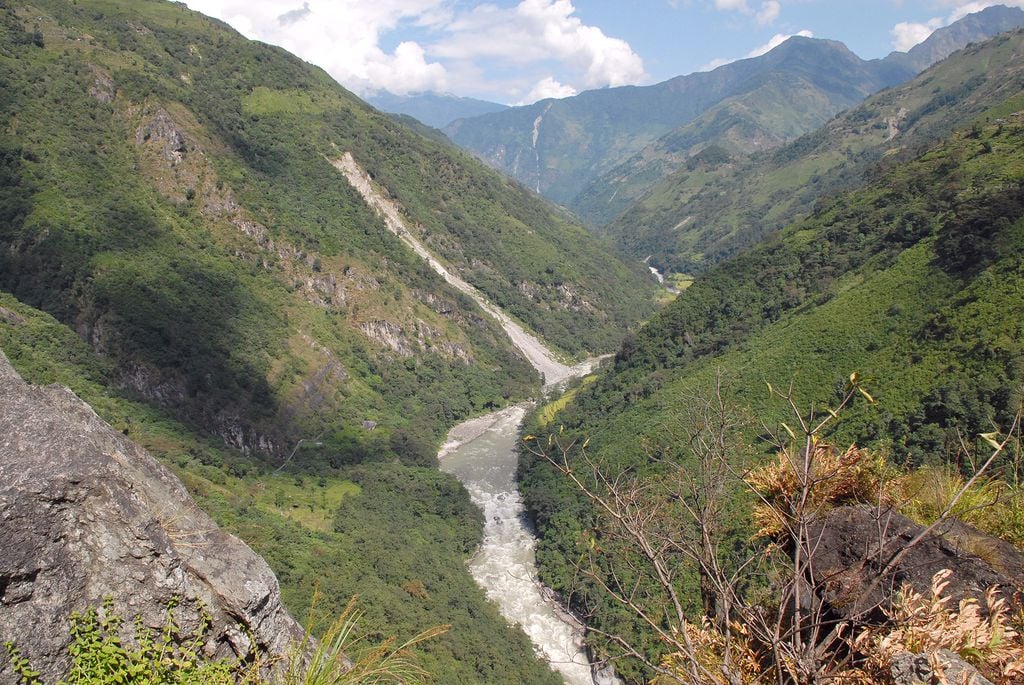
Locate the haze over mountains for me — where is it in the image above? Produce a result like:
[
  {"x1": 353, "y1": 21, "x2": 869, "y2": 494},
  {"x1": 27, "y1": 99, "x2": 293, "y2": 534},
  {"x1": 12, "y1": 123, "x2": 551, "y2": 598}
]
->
[
  {"x1": 445, "y1": 5, "x2": 1024, "y2": 226},
  {"x1": 366, "y1": 90, "x2": 508, "y2": 130},
  {"x1": 602, "y1": 15, "x2": 1024, "y2": 276}
]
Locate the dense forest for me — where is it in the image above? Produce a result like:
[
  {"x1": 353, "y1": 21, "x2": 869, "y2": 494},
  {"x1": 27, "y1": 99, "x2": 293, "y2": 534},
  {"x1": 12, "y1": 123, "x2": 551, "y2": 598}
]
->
[
  {"x1": 0, "y1": 0, "x2": 655, "y2": 681},
  {"x1": 520, "y1": 31, "x2": 1024, "y2": 683}
]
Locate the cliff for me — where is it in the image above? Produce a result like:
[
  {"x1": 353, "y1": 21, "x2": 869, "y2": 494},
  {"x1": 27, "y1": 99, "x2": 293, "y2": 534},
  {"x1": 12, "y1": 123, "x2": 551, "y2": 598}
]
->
[{"x1": 0, "y1": 350, "x2": 304, "y2": 682}]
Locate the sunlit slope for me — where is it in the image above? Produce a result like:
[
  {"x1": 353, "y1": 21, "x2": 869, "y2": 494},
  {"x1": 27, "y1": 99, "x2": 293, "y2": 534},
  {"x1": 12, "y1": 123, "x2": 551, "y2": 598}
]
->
[
  {"x1": 0, "y1": 0, "x2": 654, "y2": 460},
  {"x1": 520, "y1": 98, "x2": 1024, "y2": 680},
  {"x1": 602, "y1": 29, "x2": 1024, "y2": 276}
]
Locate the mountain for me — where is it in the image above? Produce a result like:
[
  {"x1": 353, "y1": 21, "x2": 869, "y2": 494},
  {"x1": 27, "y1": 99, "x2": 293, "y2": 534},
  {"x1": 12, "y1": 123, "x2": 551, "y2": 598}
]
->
[
  {"x1": 447, "y1": 37, "x2": 911, "y2": 208},
  {"x1": 887, "y1": 4, "x2": 1024, "y2": 72},
  {"x1": 366, "y1": 90, "x2": 508, "y2": 129},
  {"x1": 600, "y1": 25, "x2": 1024, "y2": 276},
  {"x1": 0, "y1": 0, "x2": 654, "y2": 459},
  {"x1": 447, "y1": 5, "x2": 1024, "y2": 224},
  {"x1": 0, "y1": 0, "x2": 654, "y2": 681},
  {"x1": 575, "y1": 5, "x2": 1024, "y2": 227},
  {"x1": 517, "y1": 30, "x2": 1024, "y2": 681}
]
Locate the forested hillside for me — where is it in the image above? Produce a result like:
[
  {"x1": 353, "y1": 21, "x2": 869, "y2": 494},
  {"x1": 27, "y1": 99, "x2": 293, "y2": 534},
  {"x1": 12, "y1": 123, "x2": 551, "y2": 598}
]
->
[
  {"x1": 602, "y1": 28, "x2": 1024, "y2": 277},
  {"x1": 447, "y1": 37, "x2": 911, "y2": 208},
  {"x1": 574, "y1": 4, "x2": 1024, "y2": 227},
  {"x1": 519, "y1": 34, "x2": 1024, "y2": 679},
  {"x1": 0, "y1": 0, "x2": 656, "y2": 681},
  {"x1": 0, "y1": 0, "x2": 653, "y2": 461}
]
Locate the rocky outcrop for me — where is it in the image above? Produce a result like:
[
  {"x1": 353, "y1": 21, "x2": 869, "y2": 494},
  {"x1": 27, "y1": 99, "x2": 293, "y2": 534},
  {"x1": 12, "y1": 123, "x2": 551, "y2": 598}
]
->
[
  {"x1": 891, "y1": 649, "x2": 993, "y2": 685},
  {"x1": 808, "y1": 504, "x2": 1024, "y2": 622},
  {"x1": 0, "y1": 351, "x2": 305, "y2": 682}
]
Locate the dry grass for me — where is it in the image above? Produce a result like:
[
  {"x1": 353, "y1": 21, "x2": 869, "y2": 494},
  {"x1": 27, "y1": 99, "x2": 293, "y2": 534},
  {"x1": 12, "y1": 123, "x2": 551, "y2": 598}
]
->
[
  {"x1": 746, "y1": 443, "x2": 895, "y2": 539},
  {"x1": 899, "y1": 465, "x2": 1024, "y2": 547},
  {"x1": 849, "y1": 569, "x2": 1024, "y2": 684},
  {"x1": 653, "y1": 620, "x2": 762, "y2": 685}
]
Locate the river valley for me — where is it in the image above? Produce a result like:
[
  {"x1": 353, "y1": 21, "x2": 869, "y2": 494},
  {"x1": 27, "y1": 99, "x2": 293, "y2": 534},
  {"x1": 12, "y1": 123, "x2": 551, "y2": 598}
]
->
[
  {"x1": 438, "y1": 405, "x2": 600, "y2": 685},
  {"x1": 337, "y1": 153, "x2": 616, "y2": 683}
]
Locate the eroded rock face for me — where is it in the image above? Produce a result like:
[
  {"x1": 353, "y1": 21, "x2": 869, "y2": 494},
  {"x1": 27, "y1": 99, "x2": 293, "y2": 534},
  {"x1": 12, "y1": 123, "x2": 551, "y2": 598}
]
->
[
  {"x1": 0, "y1": 351, "x2": 305, "y2": 682},
  {"x1": 807, "y1": 504, "x2": 1024, "y2": 622}
]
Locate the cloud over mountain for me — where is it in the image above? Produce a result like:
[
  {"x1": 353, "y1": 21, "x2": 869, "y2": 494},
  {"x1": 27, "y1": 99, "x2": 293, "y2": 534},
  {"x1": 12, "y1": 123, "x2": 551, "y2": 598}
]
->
[{"x1": 183, "y1": 0, "x2": 645, "y2": 103}]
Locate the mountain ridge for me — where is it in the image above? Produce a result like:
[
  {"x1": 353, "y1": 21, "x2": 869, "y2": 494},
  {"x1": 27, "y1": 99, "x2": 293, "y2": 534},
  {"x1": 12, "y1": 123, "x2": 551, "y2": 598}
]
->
[
  {"x1": 366, "y1": 90, "x2": 508, "y2": 129},
  {"x1": 599, "y1": 27, "x2": 1024, "y2": 275},
  {"x1": 446, "y1": 5, "x2": 1024, "y2": 223}
]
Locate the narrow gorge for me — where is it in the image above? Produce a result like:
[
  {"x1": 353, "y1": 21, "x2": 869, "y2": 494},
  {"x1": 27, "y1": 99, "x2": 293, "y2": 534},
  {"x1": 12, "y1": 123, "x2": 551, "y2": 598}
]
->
[{"x1": 336, "y1": 152, "x2": 615, "y2": 684}]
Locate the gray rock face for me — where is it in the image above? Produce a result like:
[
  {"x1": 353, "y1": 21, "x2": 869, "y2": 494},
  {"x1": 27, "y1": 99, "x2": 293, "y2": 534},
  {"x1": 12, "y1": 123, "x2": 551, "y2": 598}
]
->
[
  {"x1": 0, "y1": 351, "x2": 305, "y2": 682},
  {"x1": 890, "y1": 649, "x2": 994, "y2": 685},
  {"x1": 807, "y1": 504, "x2": 1024, "y2": 622}
]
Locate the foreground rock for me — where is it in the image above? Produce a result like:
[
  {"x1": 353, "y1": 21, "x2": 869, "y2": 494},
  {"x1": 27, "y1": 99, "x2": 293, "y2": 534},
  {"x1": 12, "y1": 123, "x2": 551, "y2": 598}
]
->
[
  {"x1": 890, "y1": 649, "x2": 993, "y2": 685},
  {"x1": 0, "y1": 351, "x2": 305, "y2": 682},
  {"x1": 808, "y1": 504, "x2": 1024, "y2": 622}
]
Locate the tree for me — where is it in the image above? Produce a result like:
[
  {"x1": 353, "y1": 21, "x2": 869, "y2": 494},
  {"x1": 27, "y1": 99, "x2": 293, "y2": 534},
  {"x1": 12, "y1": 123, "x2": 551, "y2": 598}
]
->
[{"x1": 526, "y1": 373, "x2": 1022, "y2": 684}]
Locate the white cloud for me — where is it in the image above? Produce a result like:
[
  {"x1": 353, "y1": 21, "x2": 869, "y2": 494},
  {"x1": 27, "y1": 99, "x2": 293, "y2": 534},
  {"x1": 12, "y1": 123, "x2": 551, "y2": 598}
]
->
[
  {"x1": 756, "y1": 0, "x2": 780, "y2": 25},
  {"x1": 181, "y1": 0, "x2": 645, "y2": 103},
  {"x1": 434, "y1": 0, "x2": 646, "y2": 90},
  {"x1": 183, "y1": 0, "x2": 450, "y2": 95},
  {"x1": 699, "y1": 56, "x2": 734, "y2": 71},
  {"x1": 520, "y1": 76, "x2": 578, "y2": 104},
  {"x1": 746, "y1": 29, "x2": 813, "y2": 58},
  {"x1": 699, "y1": 28, "x2": 812, "y2": 70},
  {"x1": 890, "y1": 1, "x2": 1024, "y2": 51},
  {"x1": 891, "y1": 17, "x2": 943, "y2": 52},
  {"x1": 712, "y1": 0, "x2": 782, "y2": 25}
]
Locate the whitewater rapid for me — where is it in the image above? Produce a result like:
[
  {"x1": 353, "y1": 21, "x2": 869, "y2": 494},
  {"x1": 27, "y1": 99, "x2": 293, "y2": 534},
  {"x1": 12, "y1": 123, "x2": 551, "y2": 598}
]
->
[{"x1": 439, "y1": 404, "x2": 614, "y2": 685}]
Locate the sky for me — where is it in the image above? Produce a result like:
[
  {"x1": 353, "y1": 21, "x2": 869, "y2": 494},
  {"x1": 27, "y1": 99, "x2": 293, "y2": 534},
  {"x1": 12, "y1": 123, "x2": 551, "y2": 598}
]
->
[{"x1": 181, "y1": 0, "x2": 1024, "y2": 105}]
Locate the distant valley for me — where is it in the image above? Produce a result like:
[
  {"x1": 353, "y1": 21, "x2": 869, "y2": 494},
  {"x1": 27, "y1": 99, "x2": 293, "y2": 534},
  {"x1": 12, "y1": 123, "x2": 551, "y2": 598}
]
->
[{"x1": 445, "y1": 5, "x2": 1024, "y2": 234}]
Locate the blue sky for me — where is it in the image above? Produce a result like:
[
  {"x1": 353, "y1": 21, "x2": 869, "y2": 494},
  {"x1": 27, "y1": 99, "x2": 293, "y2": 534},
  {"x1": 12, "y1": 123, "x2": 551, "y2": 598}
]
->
[{"x1": 182, "y1": 1, "x2": 1023, "y2": 104}]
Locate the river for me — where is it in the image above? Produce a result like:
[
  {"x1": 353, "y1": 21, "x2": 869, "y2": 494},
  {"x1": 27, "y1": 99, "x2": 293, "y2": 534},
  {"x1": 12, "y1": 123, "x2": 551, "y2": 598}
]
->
[
  {"x1": 438, "y1": 404, "x2": 601, "y2": 685},
  {"x1": 337, "y1": 153, "x2": 617, "y2": 684}
]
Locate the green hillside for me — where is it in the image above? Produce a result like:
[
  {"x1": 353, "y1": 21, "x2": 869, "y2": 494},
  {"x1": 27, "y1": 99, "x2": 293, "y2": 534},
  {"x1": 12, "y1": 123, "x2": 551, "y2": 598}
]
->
[
  {"x1": 574, "y1": 6, "x2": 1024, "y2": 228},
  {"x1": 602, "y1": 29, "x2": 1024, "y2": 277},
  {"x1": 0, "y1": 292, "x2": 561, "y2": 684},
  {"x1": 0, "y1": 0, "x2": 659, "y2": 681},
  {"x1": 447, "y1": 37, "x2": 912, "y2": 209},
  {"x1": 519, "y1": 77, "x2": 1024, "y2": 681},
  {"x1": 0, "y1": 0, "x2": 653, "y2": 459},
  {"x1": 570, "y1": 39, "x2": 909, "y2": 227}
]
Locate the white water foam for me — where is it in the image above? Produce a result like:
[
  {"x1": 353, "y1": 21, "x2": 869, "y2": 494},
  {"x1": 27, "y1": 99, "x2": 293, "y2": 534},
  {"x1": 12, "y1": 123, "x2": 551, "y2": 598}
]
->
[{"x1": 440, "y1": 406, "x2": 599, "y2": 685}]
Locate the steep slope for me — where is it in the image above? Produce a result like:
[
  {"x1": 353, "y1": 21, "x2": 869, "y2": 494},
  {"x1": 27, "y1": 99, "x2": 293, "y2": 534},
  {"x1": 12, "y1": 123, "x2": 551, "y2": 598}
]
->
[
  {"x1": 602, "y1": 28, "x2": 1024, "y2": 276},
  {"x1": 0, "y1": 350, "x2": 305, "y2": 682},
  {"x1": 574, "y1": 5, "x2": 1024, "y2": 226},
  {"x1": 519, "y1": 86, "x2": 1024, "y2": 682},
  {"x1": 366, "y1": 90, "x2": 508, "y2": 129},
  {"x1": 0, "y1": 291, "x2": 563, "y2": 684},
  {"x1": 0, "y1": 0, "x2": 654, "y2": 463},
  {"x1": 447, "y1": 37, "x2": 910, "y2": 208},
  {"x1": 0, "y1": 1, "x2": 654, "y2": 681}
]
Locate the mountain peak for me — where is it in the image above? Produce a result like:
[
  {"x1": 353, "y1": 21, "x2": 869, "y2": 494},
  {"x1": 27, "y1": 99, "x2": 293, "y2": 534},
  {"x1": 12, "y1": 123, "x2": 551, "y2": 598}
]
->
[{"x1": 887, "y1": 4, "x2": 1024, "y2": 71}]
